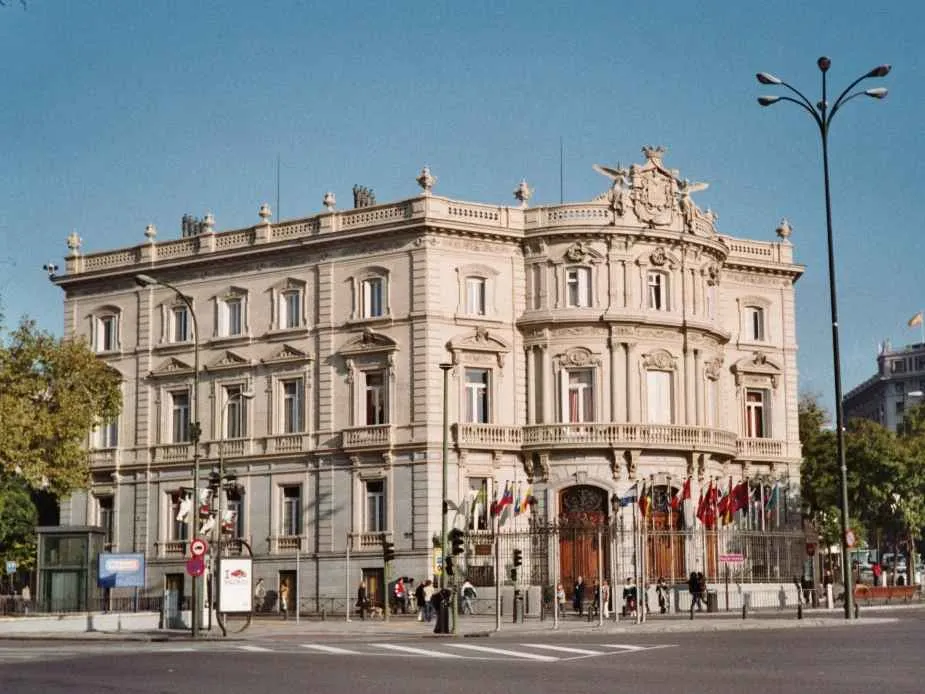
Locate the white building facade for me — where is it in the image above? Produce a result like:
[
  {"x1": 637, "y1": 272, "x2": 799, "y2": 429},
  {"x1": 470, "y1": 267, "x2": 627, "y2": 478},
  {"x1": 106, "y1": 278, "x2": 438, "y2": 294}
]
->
[
  {"x1": 52, "y1": 146, "x2": 803, "y2": 606},
  {"x1": 844, "y1": 341, "x2": 925, "y2": 432}
]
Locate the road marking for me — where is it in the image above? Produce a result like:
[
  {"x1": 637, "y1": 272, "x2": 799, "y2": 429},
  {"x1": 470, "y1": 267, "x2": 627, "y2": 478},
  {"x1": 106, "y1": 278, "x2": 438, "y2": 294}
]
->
[
  {"x1": 602, "y1": 644, "x2": 661, "y2": 652},
  {"x1": 371, "y1": 643, "x2": 464, "y2": 658},
  {"x1": 160, "y1": 647, "x2": 196, "y2": 652},
  {"x1": 445, "y1": 644, "x2": 559, "y2": 662},
  {"x1": 300, "y1": 644, "x2": 362, "y2": 655},
  {"x1": 236, "y1": 645, "x2": 272, "y2": 652},
  {"x1": 520, "y1": 644, "x2": 606, "y2": 656}
]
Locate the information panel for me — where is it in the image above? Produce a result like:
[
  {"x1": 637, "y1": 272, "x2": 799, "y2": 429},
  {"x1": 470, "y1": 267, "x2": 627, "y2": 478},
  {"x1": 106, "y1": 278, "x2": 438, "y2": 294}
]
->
[
  {"x1": 98, "y1": 553, "x2": 146, "y2": 588},
  {"x1": 218, "y1": 558, "x2": 253, "y2": 613}
]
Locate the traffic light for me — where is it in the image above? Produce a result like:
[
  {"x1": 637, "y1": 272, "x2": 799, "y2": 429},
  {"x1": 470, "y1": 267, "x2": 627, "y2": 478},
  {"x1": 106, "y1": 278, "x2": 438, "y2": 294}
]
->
[
  {"x1": 513, "y1": 549, "x2": 522, "y2": 568},
  {"x1": 382, "y1": 539, "x2": 395, "y2": 563},
  {"x1": 509, "y1": 568, "x2": 517, "y2": 582},
  {"x1": 445, "y1": 556, "x2": 455, "y2": 576},
  {"x1": 449, "y1": 528, "x2": 464, "y2": 556}
]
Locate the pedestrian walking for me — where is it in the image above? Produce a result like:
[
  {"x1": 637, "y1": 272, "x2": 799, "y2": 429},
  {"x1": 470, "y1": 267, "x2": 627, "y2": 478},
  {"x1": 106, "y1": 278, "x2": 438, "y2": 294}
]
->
[
  {"x1": 656, "y1": 576, "x2": 669, "y2": 614},
  {"x1": 254, "y1": 578, "x2": 266, "y2": 613},
  {"x1": 279, "y1": 580, "x2": 290, "y2": 620},
  {"x1": 414, "y1": 581, "x2": 426, "y2": 621},
  {"x1": 356, "y1": 580, "x2": 369, "y2": 620},
  {"x1": 461, "y1": 578, "x2": 477, "y2": 615},
  {"x1": 422, "y1": 580, "x2": 435, "y2": 622},
  {"x1": 622, "y1": 577, "x2": 637, "y2": 617},
  {"x1": 572, "y1": 576, "x2": 585, "y2": 616},
  {"x1": 393, "y1": 578, "x2": 407, "y2": 614}
]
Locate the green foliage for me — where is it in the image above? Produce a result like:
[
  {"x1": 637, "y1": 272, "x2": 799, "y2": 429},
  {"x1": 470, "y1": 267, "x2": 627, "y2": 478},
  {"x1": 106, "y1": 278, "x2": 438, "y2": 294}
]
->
[
  {"x1": 0, "y1": 318, "x2": 122, "y2": 496},
  {"x1": 798, "y1": 394, "x2": 837, "y2": 513},
  {"x1": 0, "y1": 475, "x2": 38, "y2": 569}
]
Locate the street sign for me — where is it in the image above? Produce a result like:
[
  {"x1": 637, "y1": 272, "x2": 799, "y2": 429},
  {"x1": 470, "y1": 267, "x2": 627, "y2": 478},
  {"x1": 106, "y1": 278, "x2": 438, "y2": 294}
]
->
[
  {"x1": 5, "y1": 560, "x2": 17, "y2": 575},
  {"x1": 845, "y1": 530, "x2": 856, "y2": 548},
  {"x1": 433, "y1": 549, "x2": 443, "y2": 576},
  {"x1": 186, "y1": 557, "x2": 205, "y2": 577},
  {"x1": 719, "y1": 553, "x2": 744, "y2": 564},
  {"x1": 190, "y1": 538, "x2": 208, "y2": 557}
]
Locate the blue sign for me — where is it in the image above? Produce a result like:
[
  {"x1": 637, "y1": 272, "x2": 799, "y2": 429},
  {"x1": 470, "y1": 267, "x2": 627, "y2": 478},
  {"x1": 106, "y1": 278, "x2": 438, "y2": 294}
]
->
[
  {"x1": 5, "y1": 560, "x2": 17, "y2": 575},
  {"x1": 98, "y1": 553, "x2": 146, "y2": 588}
]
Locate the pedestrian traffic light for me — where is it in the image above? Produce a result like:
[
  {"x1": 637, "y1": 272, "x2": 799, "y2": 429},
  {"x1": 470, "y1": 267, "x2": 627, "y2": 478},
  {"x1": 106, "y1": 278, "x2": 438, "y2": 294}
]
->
[
  {"x1": 513, "y1": 549, "x2": 522, "y2": 568},
  {"x1": 445, "y1": 556, "x2": 455, "y2": 576},
  {"x1": 382, "y1": 539, "x2": 395, "y2": 563},
  {"x1": 509, "y1": 568, "x2": 517, "y2": 582},
  {"x1": 449, "y1": 528, "x2": 464, "y2": 556}
]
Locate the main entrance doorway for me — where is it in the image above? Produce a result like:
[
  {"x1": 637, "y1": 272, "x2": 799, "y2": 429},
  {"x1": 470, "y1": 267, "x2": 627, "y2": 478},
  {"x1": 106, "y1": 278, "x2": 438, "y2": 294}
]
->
[{"x1": 558, "y1": 485, "x2": 610, "y2": 607}]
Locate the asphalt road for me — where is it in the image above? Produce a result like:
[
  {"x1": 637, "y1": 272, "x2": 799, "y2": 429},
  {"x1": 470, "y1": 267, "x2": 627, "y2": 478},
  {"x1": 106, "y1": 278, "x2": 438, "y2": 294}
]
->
[{"x1": 1, "y1": 610, "x2": 921, "y2": 694}]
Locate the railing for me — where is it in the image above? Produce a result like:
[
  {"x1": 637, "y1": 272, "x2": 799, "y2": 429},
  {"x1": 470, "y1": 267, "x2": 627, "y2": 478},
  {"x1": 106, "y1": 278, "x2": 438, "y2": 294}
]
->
[
  {"x1": 214, "y1": 229, "x2": 254, "y2": 251},
  {"x1": 522, "y1": 422, "x2": 738, "y2": 455},
  {"x1": 82, "y1": 248, "x2": 140, "y2": 272},
  {"x1": 543, "y1": 204, "x2": 611, "y2": 224},
  {"x1": 155, "y1": 540, "x2": 187, "y2": 557},
  {"x1": 270, "y1": 535, "x2": 306, "y2": 553},
  {"x1": 263, "y1": 433, "x2": 310, "y2": 454},
  {"x1": 340, "y1": 203, "x2": 412, "y2": 229},
  {"x1": 154, "y1": 443, "x2": 192, "y2": 462},
  {"x1": 342, "y1": 424, "x2": 392, "y2": 449},
  {"x1": 351, "y1": 531, "x2": 389, "y2": 551},
  {"x1": 736, "y1": 438, "x2": 786, "y2": 459},
  {"x1": 1, "y1": 595, "x2": 167, "y2": 616},
  {"x1": 89, "y1": 449, "x2": 117, "y2": 467},
  {"x1": 272, "y1": 218, "x2": 320, "y2": 239},
  {"x1": 454, "y1": 423, "x2": 523, "y2": 450},
  {"x1": 219, "y1": 438, "x2": 249, "y2": 457},
  {"x1": 722, "y1": 237, "x2": 793, "y2": 264}
]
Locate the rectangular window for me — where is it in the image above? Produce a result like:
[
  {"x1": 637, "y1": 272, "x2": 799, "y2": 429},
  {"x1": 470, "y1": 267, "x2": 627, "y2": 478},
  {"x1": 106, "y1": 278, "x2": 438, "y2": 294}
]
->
[
  {"x1": 171, "y1": 493, "x2": 190, "y2": 541},
  {"x1": 745, "y1": 388, "x2": 768, "y2": 438},
  {"x1": 647, "y1": 272, "x2": 666, "y2": 311},
  {"x1": 894, "y1": 381, "x2": 906, "y2": 395},
  {"x1": 465, "y1": 368, "x2": 491, "y2": 423},
  {"x1": 171, "y1": 391, "x2": 191, "y2": 443},
  {"x1": 363, "y1": 278, "x2": 384, "y2": 318},
  {"x1": 916, "y1": 357, "x2": 925, "y2": 371},
  {"x1": 364, "y1": 371, "x2": 387, "y2": 425},
  {"x1": 745, "y1": 306, "x2": 765, "y2": 341},
  {"x1": 282, "y1": 379, "x2": 304, "y2": 433},
  {"x1": 562, "y1": 369, "x2": 594, "y2": 423},
  {"x1": 281, "y1": 486, "x2": 302, "y2": 536},
  {"x1": 365, "y1": 479, "x2": 386, "y2": 532},
  {"x1": 224, "y1": 298, "x2": 243, "y2": 336},
  {"x1": 704, "y1": 379, "x2": 717, "y2": 428},
  {"x1": 96, "y1": 417, "x2": 119, "y2": 449},
  {"x1": 646, "y1": 370, "x2": 672, "y2": 424},
  {"x1": 892, "y1": 360, "x2": 907, "y2": 374},
  {"x1": 468, "y1": 477, "x2": 489, "y2": 531},
  {"x1": 172, "y1": 305, "x2": 189, "y2": 343},
  {"x1": 465, "y1": 277, "x2": 486, "y2": 315},
  {"x1": 97, "y1": 496, "x2": 114, "y2": 547},
  {"x1": 97, "y1": 315, "x2": 117, "y2": 352},
  {"x1": 224, "y1": 385, "x2": 247, "y2": 439},
  {"x1": 281, "y1": 291, "x2": 301, "y2": 329},
  {"x1": 566, "y1": 267, "x2": 591, "y2": 308}
]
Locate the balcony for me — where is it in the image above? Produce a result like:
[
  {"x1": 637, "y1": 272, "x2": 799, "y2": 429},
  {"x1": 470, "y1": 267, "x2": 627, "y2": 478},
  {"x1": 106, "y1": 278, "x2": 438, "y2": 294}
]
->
[
  {"x1": 89, "y1": 449, "x2": 117, "y2": 468},
  {"x1": 269, "y1": 535, "x2": 307, "y2": 553},
  {"x1": 342, "y1": 424, "x2": 392, "y2": 451},
  {"x1": 262, "y1": 433, "x2": 311, "y2": 455},
  {"x1": 154, "y1": 443, "x2": 192, "y2": 462},
  {"x1": 351, "y1": 531, "x2": 389, "y2": 551},
  {"x1": 522, "y1": 422, "x2": 739, "y2": 457},
  {"x1": 736, "y1": 437, "x2": 787, "y2": 460},
  {"x1": 454, "y1": 423, "x2": 523, "y2": 451},
  {"x1": 154, "y1": 540, "x2": 187, "y2": 558}
]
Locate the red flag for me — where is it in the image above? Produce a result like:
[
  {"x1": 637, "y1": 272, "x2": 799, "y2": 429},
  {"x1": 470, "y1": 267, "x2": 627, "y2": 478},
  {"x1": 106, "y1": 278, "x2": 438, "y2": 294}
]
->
[
  {"x1": 732, "y1": 480, "x2": 750, "y2": 513},
  {"x1": 720, "y1": 477, "x2": 734, "y2": 525},
  {"x1": 681, "y1": 477, "x2": 692, "y2": 501},
  {"x1": 638, "y1": 482, "x2": 651, "y2": 518},
  {"x1": 696, "y1": 487, "x2": 706, "y2": 523}
]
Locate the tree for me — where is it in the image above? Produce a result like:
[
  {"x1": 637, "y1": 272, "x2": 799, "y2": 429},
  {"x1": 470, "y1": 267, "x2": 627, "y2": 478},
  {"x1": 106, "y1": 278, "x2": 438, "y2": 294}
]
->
[
  {"x1": 0, "y1": 318, "x2": 122, "y2": 496},
  {"x1": 0, "y1": 475, "x2": 38, "y2": 570}
]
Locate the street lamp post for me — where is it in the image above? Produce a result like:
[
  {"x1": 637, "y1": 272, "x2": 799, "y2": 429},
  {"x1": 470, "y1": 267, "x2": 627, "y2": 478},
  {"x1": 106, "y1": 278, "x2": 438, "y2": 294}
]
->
[
  {"x1": 756, "y1": 57, "x2": 890, "y2": 620},
  {"x1": 439, "y1": 363, "x2": 453, "y2": 591},
  {"x1": 135, "y1": 273, "x2": 202, "y2": 636}
]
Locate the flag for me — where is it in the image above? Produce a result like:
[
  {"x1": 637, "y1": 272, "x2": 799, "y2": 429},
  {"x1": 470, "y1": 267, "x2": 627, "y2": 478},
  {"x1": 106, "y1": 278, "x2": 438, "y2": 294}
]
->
[
  {"x1": 765, "y1": 482, "x2": 779, "y2": 511},
  {"x1": 638, "y1": 481, "x2": 651, "y2": 518},
  {"x1": 520, "y1": 486, "x2": 533, "y2": 515},
  {"x1": 176, "y1": 495, "x2": 192, "y2": 522},
  {"x1": 199, "y1": 514, "x2": 215, "y2": 536},
  {"x1": 473, "y1": 483, "x2": 487, "y2": 521},
  {"x1": 720, "y1": 477, "x2": 734, "y2": 526},
  {"x1": 619, "y1": 483, "x2": 638, "y2": 507},
  {"x1": 492, "y1": 482, "x2": 514, "y2": 518},
  {"x1": 732, "y1": 480, "x2": 750, "y2": 514},
  {"x1": 670, "y1": 486, "x2": 681, "y2": 511},
  {"x1": 697, "y1": 481, "x2": 717, "y2": 529},
  {"x1": 514, "y1": 486, "x2": 523, "y2": 516},
  {"x1": 909, "y1": 311, "x2": 923, "y2": 328},
  {"x1": 696, "y1": 487, "x2": 706, "y2": 524},
  {"x1": 681, "y1": 478, "x2": 695, "y2": 529}
]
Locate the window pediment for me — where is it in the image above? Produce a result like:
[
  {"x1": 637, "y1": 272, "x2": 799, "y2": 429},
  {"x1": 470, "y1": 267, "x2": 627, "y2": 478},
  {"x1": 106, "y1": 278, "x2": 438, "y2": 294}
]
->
[
  {"x1": 561, "y1": 241, "x2": 604, "y2": 264},
  {"x1": 206, "y1": 350, "x2": 252, "y2": 371},
  {"x1": 340, "y1": 328, "x2": 397, "y2": 356},
  {"x1": 635, "y1": 245, "x2": 679, "y2": 269},
  {"x1": 447, "y1": 327, "x2": 510, "y2": 368},
  {"x1": 149, "y1": 357, "x2": 194, "y2": 378},
  {"x1": 457, "y1": 263, "x2": 499, "y2": 279},
  {"x1": 262, "y1": 343, "x2": 313, "y2": 365},
  {"x1": 642, "y1": 348, "x2": 677, "y2": 371},
  {"x1": 552, "y1": 346, "x2": 601, "y2": 370},
  {"x1": 732, "y1": 352, "x2": 781, "y2": 387}
]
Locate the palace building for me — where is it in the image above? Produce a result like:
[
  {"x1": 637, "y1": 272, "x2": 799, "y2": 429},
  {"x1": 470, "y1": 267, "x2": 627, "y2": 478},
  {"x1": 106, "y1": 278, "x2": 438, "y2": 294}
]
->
[{"x1": 51, "y1": 146, "x2": 803, "y2": 608}]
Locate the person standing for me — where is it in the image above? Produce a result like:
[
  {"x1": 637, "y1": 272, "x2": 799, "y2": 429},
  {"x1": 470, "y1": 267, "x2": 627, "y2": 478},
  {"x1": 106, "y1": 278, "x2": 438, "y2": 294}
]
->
[
  {"x1": 254, "y1": 578, "x2": 266, "y2": 613},
  {"x1": 601, "y1": 579, "x2": 611, "y2": 619},
  {"x1": 279, "y1": 580, "x2": 290, "y2": 620},
  {"x1": 623, "y1": 577, "x2": 638, "y2": 617},
  {"x1": 556, "y1": 583, "x2": 566, "y2": 616},
  {"x1": 872, "y1": 561, "x2": 882, "y2": 586},
  {"x1": 655, "y1": 577, "x2": 669, "y2": 614},
  {"x1": 422, "y1": 579, "x2": 435, "y2": 622},
  {"x1": 461, "y1": 578, "x2": 477, "y2": 615},
  {"x1": 356, "y1": 580, "x2": 369, "y2": 620},
  {"x1": 414, "y1": 580, "x2": 426, "y2": 621},
  {"x1": 572, "y1": 576, "x2": 585, "y2": 616},
  {"x1": 393, "y1": 578, "x2": 406, "y2": 614}
]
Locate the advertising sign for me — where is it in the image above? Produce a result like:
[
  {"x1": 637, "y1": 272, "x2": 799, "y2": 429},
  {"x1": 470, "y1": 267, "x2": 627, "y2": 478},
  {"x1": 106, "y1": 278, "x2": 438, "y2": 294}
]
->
[
  {"x1": 98, "y1": 553, "x2": 146, "y2": 588},
  {"x1": 218, "y1": 558, "x2": 253, "y2": 613}
]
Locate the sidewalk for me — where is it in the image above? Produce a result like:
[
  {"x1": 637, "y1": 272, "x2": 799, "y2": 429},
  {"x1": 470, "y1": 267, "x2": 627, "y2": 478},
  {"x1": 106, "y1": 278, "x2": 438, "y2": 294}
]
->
[{"x1": 0, "y1": 605, "x2": 913, "y2": 642}]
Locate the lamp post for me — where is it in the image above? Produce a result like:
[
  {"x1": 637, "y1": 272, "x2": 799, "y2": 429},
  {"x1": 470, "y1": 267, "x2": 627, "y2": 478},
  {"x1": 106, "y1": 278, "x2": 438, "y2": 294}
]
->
[
  {"x1": 439, "y1": 363, "x2": 453, "y2": 591},
  {"x1": 756, "y1": 57, "x2": 890, "y2": 620},
  {"x1": 135, "y1": 272, "x2": 202, "y2": 636}
]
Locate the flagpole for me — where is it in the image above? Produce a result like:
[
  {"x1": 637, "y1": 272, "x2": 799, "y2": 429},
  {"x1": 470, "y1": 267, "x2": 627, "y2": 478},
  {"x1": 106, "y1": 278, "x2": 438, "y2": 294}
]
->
[
  {"x1": 494, "y1": 509, "x2": 501, "y2": 633},
  {"x1": 668, "y1": 475, "x2": 675, "y2": 587}
]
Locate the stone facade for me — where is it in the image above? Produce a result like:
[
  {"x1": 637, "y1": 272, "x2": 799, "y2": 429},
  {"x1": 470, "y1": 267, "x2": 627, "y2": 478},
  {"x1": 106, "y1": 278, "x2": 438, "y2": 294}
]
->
[
  {"x1": 844, "y1": 341, "x2": 925, "y2": 431},
  {"x1": 51, "y1": 147, "x2": 803, "y2": 604}
]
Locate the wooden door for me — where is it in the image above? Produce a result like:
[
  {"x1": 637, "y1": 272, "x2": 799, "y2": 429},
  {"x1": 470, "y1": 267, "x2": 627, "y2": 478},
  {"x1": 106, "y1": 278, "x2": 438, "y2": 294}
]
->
[{"x1": 558, "y1": 485, "x2": 609, "y2": 602}]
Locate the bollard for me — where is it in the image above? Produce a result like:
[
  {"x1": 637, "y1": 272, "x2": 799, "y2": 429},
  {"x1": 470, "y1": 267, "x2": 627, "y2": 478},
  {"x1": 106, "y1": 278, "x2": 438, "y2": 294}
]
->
[
  {"x1": 512, "y1": 590, "x2": 520, "y2": 624},
  {"x1": 854, "y1": 601, "x2": 860, "y2": 619},
  {"x1": 321, "y1": 607, "x2": 327, "y2": 622},
  {"x1": 797, "y1": 603, "x2": 803, "y2": 620},
  {"x1": 742, "y1": 602, "x2": 747, "y2": 620}
]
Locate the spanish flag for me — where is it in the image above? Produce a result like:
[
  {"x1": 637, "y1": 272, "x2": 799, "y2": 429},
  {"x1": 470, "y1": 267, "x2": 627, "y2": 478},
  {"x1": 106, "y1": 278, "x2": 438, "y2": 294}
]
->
[{"x1": 909, "y1": 312, "x2": 923, "y2": 328}]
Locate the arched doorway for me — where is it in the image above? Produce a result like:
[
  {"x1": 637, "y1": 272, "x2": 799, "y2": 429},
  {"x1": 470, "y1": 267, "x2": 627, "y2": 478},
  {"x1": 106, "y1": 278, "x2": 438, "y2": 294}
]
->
[{"x1": 558, "y1": 485, "x2": 609, "y2": 609}]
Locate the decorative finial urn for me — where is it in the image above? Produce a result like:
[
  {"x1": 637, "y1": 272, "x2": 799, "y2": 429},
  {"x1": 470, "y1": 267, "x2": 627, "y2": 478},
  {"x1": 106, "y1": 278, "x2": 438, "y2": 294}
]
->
[
  {"x1": 66, "y1": 230, "x2": 82, "y2": 257},
  {"x1": 776, "y1": 218, "x2": 792, "y2": 241},
  {"x1": 144, "y1": 224, "x2": 157, "y2": 242},
  {"x1": 514, "y1": 179, "x2": 532, "y2": 207},
  {"x1": 202, "y1": 213, "x2": 215, "y2": 233},
  {"x1": 323, "y1": 192, "x2": 336, "y2": 211},
  {"x1": 416, "y1": 166, "x2": 437, "y2": 194},
  {"x1": 258, "y1": 203, "x2": 272, "y2": 224}
]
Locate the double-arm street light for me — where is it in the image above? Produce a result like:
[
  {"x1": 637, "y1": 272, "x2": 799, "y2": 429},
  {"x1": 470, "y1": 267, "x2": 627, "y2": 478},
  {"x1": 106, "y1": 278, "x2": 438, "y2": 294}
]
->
[
  {"x1": 134, "y1": 272, "x2": 203, "y2": 636},
  {"x1": 756, "y1": 57, "x2": 890, "y2": 620},
  {"x1": 439, "y1": 363, "x2": 453, "y2": 591}
]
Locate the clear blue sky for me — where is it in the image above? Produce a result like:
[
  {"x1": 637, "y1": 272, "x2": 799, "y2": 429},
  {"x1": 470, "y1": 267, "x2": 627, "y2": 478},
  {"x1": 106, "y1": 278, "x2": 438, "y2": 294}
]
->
[{"x1": 1, "y1": 1, "x2": 921, "y2": 413}]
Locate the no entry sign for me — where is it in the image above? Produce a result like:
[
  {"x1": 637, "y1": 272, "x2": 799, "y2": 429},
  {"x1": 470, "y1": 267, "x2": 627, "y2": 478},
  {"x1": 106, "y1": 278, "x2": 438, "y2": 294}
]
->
[{"x1": 190, "y1": 538, "x2": 209, "y2": 557}]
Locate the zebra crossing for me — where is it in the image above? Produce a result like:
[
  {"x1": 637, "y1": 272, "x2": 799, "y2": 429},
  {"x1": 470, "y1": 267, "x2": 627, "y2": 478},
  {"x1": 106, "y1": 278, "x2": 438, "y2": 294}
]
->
[{"x1": 235, "y1": 641, "x2": 673, "y2": 662}]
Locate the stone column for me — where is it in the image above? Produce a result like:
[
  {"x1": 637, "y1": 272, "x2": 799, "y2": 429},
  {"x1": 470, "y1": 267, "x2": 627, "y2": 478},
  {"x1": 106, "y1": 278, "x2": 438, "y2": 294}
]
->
[
  {"x1": 694, "y1": 350, "x2": 703, "y2": 425},
  {"x1": 684, "y1": 347, "x2": 695, "y2": 425},
  {"x1": 541, "y1": 345, "x2": 553, "y2": 424},
  {"x1": 626, "y1": 343, "x2": 638, "y2": 422},
  {"x1": 526, "y1": 346, "x2": 536, "y2": 424}
]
